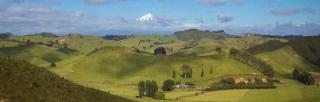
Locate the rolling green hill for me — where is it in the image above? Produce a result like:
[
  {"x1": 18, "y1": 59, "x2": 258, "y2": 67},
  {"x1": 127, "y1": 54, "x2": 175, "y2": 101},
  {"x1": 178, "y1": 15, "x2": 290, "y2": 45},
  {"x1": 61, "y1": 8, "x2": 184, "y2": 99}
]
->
[
  {"x1": 0, "y1": 41, "x2": 19, "y2": 47},
  {"x1": 53, "y1": 46, "x2": 261, "y2": 100},
  {"x1": 58, "y1": 34, "x2": 119, "y2": 53},
  {"x1": 0, "y1": 45, "x2": 78, "y2": 66},
  {"x1": 2, "y1": 33, "x2": 320, "y2": 101},
  {"x1": 0, "y1": 57, "x2": 133, "y2": 102}
]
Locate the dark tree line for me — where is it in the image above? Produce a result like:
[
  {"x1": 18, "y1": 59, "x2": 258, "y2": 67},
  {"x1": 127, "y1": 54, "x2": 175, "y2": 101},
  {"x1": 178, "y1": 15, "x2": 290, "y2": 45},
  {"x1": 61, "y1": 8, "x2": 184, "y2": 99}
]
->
[
  {"x1": 206, "y1": 77, "x2": 275, "y2": 91},
  {"x1": 292, "y1": 69, "x2": 316, "y2": 85},
  {"x1": 229, "y1": 48, "x2": 274, "y2": 78}
]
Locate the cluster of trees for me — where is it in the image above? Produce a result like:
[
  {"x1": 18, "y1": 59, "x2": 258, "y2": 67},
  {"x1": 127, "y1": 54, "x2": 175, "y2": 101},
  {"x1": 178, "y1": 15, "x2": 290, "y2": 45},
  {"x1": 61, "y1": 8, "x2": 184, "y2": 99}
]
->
[
  {"x1": 172, "y1": 65, "x2": 213, "y2": 79},
  {"x1": 180, "y1": 64, "x2": 192, "y2": 79},
  {"x1": 138, "y1": 80, "x2": 164, "y2": 99},
  {"x1": 206, "y1": 77, "x2": 275, "y2": 91},
  {"x1": 47, "y1": 40, "x2": 67, "y2": 49},
  {"x1": 229, "y1": 48, "x2": 274, "y2": 78},
  {"x1": 292, "y1": 69, "x2": 316, "y2": 85}
]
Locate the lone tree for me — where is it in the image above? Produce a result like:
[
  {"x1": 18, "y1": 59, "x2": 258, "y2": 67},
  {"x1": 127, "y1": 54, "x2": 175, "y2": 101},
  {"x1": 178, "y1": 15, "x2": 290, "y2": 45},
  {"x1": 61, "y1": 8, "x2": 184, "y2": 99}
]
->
[
  {"x1": 292, "y1": 69, "x2": 300, "y2": 79},
  {"x1": 215, "y1": 47, "x2": 222, "y2": 53},
  {"x1": 162, "y1": 79, "x2": 175, "y2": 91},
  {"x1": 201, "y1": 68, "x2": 204, "y2": 78},
  {"x1": 154, "y1": 47, "x2": 166, "y2": 55},
  {"x1": 210, "y1": 67, "x2": 213, "y2": 74},
  {"x1": 180, "y1": 64, "x2": 192, "y2": 79},
  {"x1": 172, "y1": 70, "x2": 176, "y2": 79},
  {"x1": 50, "y1": 62, "x2": 56, "y2": 68},
  {"x1": 229, "y1": 48, "x2": 239, "y2": 57}
]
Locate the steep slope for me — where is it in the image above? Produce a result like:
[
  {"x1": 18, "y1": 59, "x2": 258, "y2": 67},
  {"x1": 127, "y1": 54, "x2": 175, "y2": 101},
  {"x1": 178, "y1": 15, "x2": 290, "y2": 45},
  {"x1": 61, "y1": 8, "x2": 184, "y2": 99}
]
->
[
  {"x1": 255, "y1": 46, "x2": 319, "y2": 77},
  {"x1": 288, "y1": 36, "x2": 320, "y2": 65},
  {"x1": 0, "y1": 57, "x2": 133, "y2": 102},
  {"x1": 0, "y1": 45, "x2": 78, "y2": 66},
  {"x1": 246, "y1": 36, "x2": 320, "y2": 77}
]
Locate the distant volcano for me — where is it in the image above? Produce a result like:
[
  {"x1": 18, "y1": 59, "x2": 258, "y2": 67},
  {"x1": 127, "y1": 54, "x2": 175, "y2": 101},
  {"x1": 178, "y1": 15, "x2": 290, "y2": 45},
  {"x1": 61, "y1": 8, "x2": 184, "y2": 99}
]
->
[{"x1": 137, "y1": 13, "x2": 157, "y2": 23}]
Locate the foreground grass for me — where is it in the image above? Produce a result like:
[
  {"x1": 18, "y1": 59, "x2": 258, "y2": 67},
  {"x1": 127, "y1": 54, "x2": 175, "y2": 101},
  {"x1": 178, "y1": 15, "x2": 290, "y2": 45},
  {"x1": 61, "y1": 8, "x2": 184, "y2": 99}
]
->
[{"x1": 0, "y1": 57, "x2": 133, "y2": 102}]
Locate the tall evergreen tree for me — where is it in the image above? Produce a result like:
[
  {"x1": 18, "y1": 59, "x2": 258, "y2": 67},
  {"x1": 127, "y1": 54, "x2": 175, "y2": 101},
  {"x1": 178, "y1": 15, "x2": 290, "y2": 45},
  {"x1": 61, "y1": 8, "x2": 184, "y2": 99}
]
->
[
  {"x1": 138, "y1": 80, "x2": 145, "y2": 96},
  {"x1": 172, "y1": 70, "x2": 176, "y2": 78},
  {"x1": 201, "y1": 68, "x2": 204, "y2": 78},
  {"x1": 210, "y1": 67, "x2": 213, "y2": 74},
  {"x1": 145, "y1": 80, "x2": 151, "y2": 97},
  {"x1": 152, "y1": 81, "x2": 158, "y2": 97}
]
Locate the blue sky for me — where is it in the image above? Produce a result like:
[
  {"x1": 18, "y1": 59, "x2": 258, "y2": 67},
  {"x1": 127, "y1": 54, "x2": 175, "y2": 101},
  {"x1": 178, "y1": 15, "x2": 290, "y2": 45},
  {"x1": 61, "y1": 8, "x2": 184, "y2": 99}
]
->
[{"x1": 0, "y1": 0, "x2": 319, "y2": 35}]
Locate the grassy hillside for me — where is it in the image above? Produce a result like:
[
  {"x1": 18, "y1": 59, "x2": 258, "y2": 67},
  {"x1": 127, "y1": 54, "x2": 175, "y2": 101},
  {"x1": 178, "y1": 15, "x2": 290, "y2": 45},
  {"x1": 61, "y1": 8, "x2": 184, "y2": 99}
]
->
[
  {"x1": 0, "y1": 45, "x2": 78, "y2": 66},
  {"x1": 288, "y1": 36, "x2": 320, "y2": 65},
  {"x1": 0, "y1": 57, "x2": 133, "y2": 102},
  {"x1": 255, "y1": 46, "x2": 319, "y2": 77},
  {"x1": 0, "y1": 41, "x2": 19, "y2": 47},
  {"x1": 58, "y1": 35, "x2": 119, "y2": 53},
  {"x1": 12, "y1": 34, "x2": 118, "y2": 53},
  {"x1": 53, "y1": 46, "x2": 261, "y2": 100},
  {"x1": 14, "y1": 34, "x2": 59, "y2": 44}
]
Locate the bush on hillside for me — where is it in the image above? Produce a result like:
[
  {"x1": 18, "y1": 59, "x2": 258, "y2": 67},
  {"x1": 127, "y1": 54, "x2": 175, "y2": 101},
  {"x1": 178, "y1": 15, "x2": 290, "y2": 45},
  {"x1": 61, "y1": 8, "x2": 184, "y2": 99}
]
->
[
  {"x1": 229, "y1": 48, "x2": 239, "y2": 57},
  {"x1": 162, "y1": 79, "x2": 175, "y2": 91},
  {"x1": 50, "y1": 62, "x2": 56, "y2": 68}
]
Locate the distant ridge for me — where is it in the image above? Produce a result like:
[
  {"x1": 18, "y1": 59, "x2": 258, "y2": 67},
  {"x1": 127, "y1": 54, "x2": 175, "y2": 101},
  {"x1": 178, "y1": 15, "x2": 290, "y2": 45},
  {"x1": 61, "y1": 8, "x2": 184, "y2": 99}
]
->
[{"x1": 173, "y1": 29, "x2": 229, "y2": 41}]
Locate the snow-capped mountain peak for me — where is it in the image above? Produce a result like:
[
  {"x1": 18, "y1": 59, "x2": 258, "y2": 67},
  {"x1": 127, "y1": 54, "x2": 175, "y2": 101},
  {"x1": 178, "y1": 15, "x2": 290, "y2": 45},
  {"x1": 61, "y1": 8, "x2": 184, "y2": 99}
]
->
[{"x1": 137, "y1": 13, "x2": 156, "y2": 22}]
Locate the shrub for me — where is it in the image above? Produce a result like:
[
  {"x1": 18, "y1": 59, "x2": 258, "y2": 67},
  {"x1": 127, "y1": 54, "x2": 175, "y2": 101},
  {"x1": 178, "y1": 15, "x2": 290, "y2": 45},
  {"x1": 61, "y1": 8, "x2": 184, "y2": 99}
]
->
[
  {"x1": 162, "y1": 80, "x2": 175, "y2": 91},
  {"x1": 220, "y1": 77, "x2": 235, "y2": 85},
  {"x1": 215, "y1": 47, "x2": 222, "y2": 53},
  {"x1": 50, "y1": 62, "x2": 56, "y2": 68},
  {"x1": 292, "y1": 69, "x2": 300, "y2": 79},
  {"x1": 229, "y1": 48, "x2": 239, "y2": 57}
]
